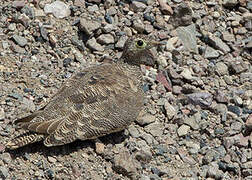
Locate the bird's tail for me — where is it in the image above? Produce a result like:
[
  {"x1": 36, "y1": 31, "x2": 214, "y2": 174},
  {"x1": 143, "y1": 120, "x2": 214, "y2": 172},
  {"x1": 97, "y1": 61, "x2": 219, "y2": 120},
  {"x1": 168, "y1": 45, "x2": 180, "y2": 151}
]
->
[{"x1": 5, "y1": 131, "x2": 45, "y2": 150}]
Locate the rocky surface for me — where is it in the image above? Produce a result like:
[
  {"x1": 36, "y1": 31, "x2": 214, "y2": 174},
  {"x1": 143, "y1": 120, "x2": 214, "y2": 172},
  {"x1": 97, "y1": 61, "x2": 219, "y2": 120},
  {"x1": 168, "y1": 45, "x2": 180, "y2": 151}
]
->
[{"x1": 0, "y1": 0, "x2": 251, "y2": 179}]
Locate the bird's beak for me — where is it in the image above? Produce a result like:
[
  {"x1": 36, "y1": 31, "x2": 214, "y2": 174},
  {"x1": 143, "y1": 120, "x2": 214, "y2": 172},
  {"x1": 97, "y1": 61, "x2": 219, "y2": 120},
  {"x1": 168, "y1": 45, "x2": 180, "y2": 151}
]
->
[{"x1": 149, "y1": 41, "x2": 166, "y2": 48}]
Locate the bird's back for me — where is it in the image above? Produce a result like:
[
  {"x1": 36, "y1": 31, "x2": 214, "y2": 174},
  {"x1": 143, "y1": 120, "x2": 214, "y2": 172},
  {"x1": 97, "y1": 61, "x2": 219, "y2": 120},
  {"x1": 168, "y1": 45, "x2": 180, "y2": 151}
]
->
[{"x1": 6, "y1": 62, "x2": 144, "y2": 149}]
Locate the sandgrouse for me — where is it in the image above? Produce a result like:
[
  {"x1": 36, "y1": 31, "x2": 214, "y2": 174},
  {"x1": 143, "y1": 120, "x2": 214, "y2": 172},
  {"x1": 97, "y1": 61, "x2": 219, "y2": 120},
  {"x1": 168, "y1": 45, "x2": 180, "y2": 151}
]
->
[{"x1": 6, "y1": 35, "x2": 162, "y2": 150}]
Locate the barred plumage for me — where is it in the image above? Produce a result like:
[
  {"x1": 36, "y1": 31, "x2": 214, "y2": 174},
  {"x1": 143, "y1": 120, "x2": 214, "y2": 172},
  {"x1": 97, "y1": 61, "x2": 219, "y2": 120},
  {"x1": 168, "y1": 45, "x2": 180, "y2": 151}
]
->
[{"x1": 6, "y1": 35, "x2": 162, "y2": 150}]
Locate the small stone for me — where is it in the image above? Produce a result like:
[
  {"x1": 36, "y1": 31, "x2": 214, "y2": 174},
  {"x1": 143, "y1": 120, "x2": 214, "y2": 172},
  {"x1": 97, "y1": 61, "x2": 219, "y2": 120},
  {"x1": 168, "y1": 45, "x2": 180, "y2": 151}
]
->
[
  {"x1": 113, "y1": 149, "x2": 136, "y2": 178},
  {"x1": 95, "y1": 141, "x2": 105, "y2": 155},
  {"x1": 164, "y1": 101, "x2": 176, "y2": 120},
  {"x1": 86, "y1": 37, "x2": 104, "y2": 52},
  {"x1": 144, "y1": 122, "x2": 163, "y2": 137},
  {"x1": 222, "y1": 31, "x2": 235, "y2": 42},
  {"x1": 136, "y1": 114, "x2": 156, "y2": 126},
  {"x1": 157, "y1": 0, "x2": 173, "y2": 15},
  {"x1": 227, "y1": 105, "x2": 241, "y2": 116},
  {"x1": 128, "y1": 125, "x2": 140, "y2": 138},
  {"x1": 0, "y1": 108, "x2": 5, "y2": 120},
  {"x1": 135, "y1": 149, "x2": 152, "y2": 162},
  {"x1": 184, "y1": 112, "x2": 201, "y2": 130},
  {"x1": 115, "y1": 36, "x2": 128, "y2": 50},
  {"x1": 12, "y1": 1, "x2": 26, "y2": 9},
  {"x1": 233, "y1": 95, "x2": 243, "y2": 106},
  {"x1": 176, "y1": 24, "x2": 198, "y2": 53},
  {"x1": 204, "y1": 46, "x2": 220, "y2": 59},
  {"x1": 12, "y1": 35, "x2": 28, "y2": 47},
  {"x1": 130, "y1": 1, "x2": 147, "y2": 12},
  {"x1": 79, "y1": 18, "x2": 101, "y2": 36},
  {"x1": 47, "y1": 156, "x2": 57, "y2": 163},
  {"x1": 177, "y1": 124, "x2": 190, "y2": 137},
  {"x1": 88, "y1": 5, "x2": 99, "y2": 12},
  {"x1": 133, "y1": 19, "x2": 145, "y2": 33},
  {"x1": 0, "y1": 166, "x2": 9, "y2": 179},
  {"x1": 207, "y1": 163, "x2": 223, "y2": 179},
  {"x1": 215, "y1": 62, "x2": 228, "y2": 76},
  {"x1": 188, "y1": 92, "x2": 213, "y2": 108},
  {"x1": 180, "y1": 68, "x2": 194, "y2": 80},
  {"x1": 246, "y1": 114, "x2": 252, "y2": 128},
  {"x1": 208, "y1": 34, "x2": 231, "y2": 54},
  {"x1": 169, "y1": 3, "x2": 192, "y2": 27},
  {"x1": 97, "y1": 34, "x2": 114, "y2": 44},
  {"x1": 215, "y1": 90, "x2": 228, "y2": 103},
  {"x1": 222, "y1": 0, "x2": 238, "y2": 8},
  {"x1": 44, "y1": 1, "x2": 71, "y2": 18}
]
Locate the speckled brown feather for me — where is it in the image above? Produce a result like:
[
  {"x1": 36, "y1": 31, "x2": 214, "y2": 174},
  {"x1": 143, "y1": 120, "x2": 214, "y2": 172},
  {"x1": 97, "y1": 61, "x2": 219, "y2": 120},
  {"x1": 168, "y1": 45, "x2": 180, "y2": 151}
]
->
[{"x1": 6, "y1": 35, "x2": 161, "y2": 150}]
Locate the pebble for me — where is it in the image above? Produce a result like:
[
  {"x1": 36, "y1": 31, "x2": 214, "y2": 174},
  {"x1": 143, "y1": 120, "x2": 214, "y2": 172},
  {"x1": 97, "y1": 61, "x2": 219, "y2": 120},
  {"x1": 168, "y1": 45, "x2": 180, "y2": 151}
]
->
[
  {"x1": 215, "y1": 62, "x2": 229, "y2": 76},
  {"x1": 188, "y1": 92, "x2": 213, "y2": 108},
  {"x1": 44, "y1": 1, "x2": 71, "y2": 18},
  {"x1": 136, "y1": 114, "x2": 156, "y2": 126},
  {"x1": 144, "y1": 122, "x2": 163, "y2": 137},
  {"x1": 164, "y1": 101, "x2": 176, "y2": 120},
  {"x1": 12, "y1": 35, "x2": 28, "y2": 47},
  {"x1": 130, "y1": 1, "x2": 147, "y2": 12},
  {"x1": 97, "y1": 34, "x2": 115, "y2": 44},
  {"x1": 128, "y1": 125, "x2": 140, "y2": 138},
  {"x1": 113, "y1": 149, "x2": 136, "y2": 178},
  {"x1": 208, "y1": 34, "x2": 231, "y2": 54},
  {"x1": 47, "y1": 156, "x2": 57, "y2": 163},
  {"x1": 246, "y1": 114, "x2": 252, "y2": 128},
  {"x1": 177, "y1": 124, "x2": 190, "y2": 137},
  {"x1": 184, "y1": 112, "x2": 201, "y2": 130},
  {"x1": 95, "y1": 141, "x2": 105, "y2": 155},
  {"x1": 222, "y1": 0, "x2": 238, "y2": 8},
  {"x1": 79, "y1": 18, "x2": 101, "y2": 36},
  {"x1": 176, "y1": 24, "x2": 198, "y2": 53},
  {"x1": 86, "y1": 37, "x2": 104, "y2": 51},
  {"x1": 204, "y1": 46, "x2": 220, "y2": 59},
  {"x1": 157, "y1": 0, "x2": 173, "y2": 15},
  {"x1": 0, "y1": 166, "x2": 9, "y2": 179},
  {"x1": 0, "y1": 108, "x2": 4, "y2": 121}
]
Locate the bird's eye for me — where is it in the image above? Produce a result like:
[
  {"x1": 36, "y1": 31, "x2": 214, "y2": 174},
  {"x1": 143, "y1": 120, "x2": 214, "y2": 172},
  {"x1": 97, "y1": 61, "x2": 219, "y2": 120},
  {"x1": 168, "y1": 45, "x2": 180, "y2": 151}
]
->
[{"x1": 136, "y1": 39, "x2": 146, "y2": 48}]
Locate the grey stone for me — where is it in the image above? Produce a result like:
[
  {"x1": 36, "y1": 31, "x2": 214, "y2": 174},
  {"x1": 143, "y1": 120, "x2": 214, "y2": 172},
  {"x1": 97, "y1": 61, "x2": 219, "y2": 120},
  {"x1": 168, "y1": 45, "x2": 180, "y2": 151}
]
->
[
  {"x1": 188, "y1": 92, "x2": 213, "y2": 108},
  {"x1": 216, "y1": 62, "x2": 228, "y2": 76},
  {"x1": 44, "y1": 1, "x2": 71, "y2": 18},
  {"x1": 79, "y1": 18, "x2": 101, "y2": 36},
  {"x1": 128, "y1": 125, "x2": 140, "y2": 138},
  {"x1": 204, "y1": 46, "x2": 220, "y2": 59},
  {"x1": 102, "y1": 24, "x2": 117, "y2": 33},
  {"x1": 88, "y1": 5, "x2": 99, "y2": 12},
  {"x1": 208, "y1": 34, "x2": 231, "y2": 54},
  {"x1": 144, "y1": 122, "x2": 163, "y2": 137},
  {"x1": 97, "y1": 34, "x2": 114, "y2": 44},
  {"x1": 135, "y1": 149, "x2": 152, "y2": 162},
  {"x1": 133, "y1": 19, "x2": 145, "y2": 33},
  {"x1": 0, "y1": 108, "x2": 4, "y2": 121},
  {"x1": 176, "y1": 24, "x2": 198, "y2": 53},
  {"x1": 115, "y1": 35, "x2": 128, "y2": 50},
  {"x1": 136, "y1": 114, "x2": 156, "y2": 126},
  {"x1": 0, "y1": 166, "x2": 9, "y2": 179},
  {"x1": 222, "y1": 0, "x2": 238, "y2": 8},
  {"x1": 130, "y1": 1, "x2": 147, "y2": 12},
  {"x1": 177, "y1": 124, "x2": 190, "y2": 137},
  {"x1": 164, "y1": 101, "x2": 176, "y2": 120},
  {"x1": 86, "y1": 37, "x2": 104, "y2": 51},
  {"x1": 113, "y1": 149, "x2": 137, "y2": 177},
  {"x1": 207, "y1": 163, "x2": 223, "y2": 179},
  {"x1": 184, "y1": 112, "x2": 201, "y2": 130},
  {"x1": 12, "y1": 35, "x2": 27, "y2": 47}
]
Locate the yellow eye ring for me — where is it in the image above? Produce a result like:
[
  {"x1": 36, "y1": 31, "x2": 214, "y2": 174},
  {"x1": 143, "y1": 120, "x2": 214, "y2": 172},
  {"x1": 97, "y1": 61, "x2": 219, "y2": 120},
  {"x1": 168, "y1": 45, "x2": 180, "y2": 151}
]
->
[{"x1": 135, "y1": 39, "x2": 146, "y2": 48}]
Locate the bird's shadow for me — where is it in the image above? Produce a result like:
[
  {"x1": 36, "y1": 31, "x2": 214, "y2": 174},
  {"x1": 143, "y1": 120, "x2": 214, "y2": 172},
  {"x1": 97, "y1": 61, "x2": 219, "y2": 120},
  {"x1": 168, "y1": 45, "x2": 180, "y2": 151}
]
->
[{"x1": 6, "y1": 130, "x2": 128, "y2": 159}]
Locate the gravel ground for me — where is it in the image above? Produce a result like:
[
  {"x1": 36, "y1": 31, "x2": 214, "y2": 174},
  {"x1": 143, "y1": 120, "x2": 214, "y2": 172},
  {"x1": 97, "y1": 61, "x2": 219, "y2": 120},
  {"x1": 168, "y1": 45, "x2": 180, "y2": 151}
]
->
[{"x1": 0, "y1": 0, "x2": 251, "y2": 179}]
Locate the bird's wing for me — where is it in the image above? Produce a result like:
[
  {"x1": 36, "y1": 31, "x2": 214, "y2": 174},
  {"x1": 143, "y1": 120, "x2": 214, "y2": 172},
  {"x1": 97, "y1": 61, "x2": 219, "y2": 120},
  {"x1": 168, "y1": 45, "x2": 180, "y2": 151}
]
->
[{"x1": 15, "y1": 63, "x2": 141, "y2": 146}]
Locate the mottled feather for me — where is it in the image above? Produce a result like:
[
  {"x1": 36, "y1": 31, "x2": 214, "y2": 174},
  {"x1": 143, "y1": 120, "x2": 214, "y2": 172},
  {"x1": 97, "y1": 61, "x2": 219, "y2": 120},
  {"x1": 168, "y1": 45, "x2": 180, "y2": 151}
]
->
[{"x1": 6, "y1": 35, "x2": 161, "y2": 149}]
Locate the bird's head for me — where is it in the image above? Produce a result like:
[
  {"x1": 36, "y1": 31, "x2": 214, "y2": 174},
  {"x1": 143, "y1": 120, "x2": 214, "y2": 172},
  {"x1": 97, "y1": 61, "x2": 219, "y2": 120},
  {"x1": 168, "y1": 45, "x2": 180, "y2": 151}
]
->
[{"x1": 121, "y1": 35, "x2": 163, "y2": 67}]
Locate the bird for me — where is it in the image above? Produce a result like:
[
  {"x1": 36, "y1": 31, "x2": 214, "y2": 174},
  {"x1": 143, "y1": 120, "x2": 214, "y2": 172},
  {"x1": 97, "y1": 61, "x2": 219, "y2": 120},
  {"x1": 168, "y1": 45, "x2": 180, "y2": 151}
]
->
[{"x1": 5, "y1": 35, "x2": 162, "y2": 150}]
